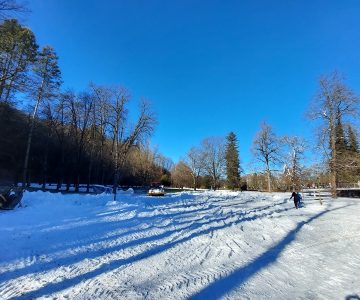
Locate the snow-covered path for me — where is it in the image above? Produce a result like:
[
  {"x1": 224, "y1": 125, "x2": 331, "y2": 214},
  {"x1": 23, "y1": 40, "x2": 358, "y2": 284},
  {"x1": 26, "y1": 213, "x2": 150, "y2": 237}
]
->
[{"x1": 0, "y1": 191, "x2": 359, "y2": 299}]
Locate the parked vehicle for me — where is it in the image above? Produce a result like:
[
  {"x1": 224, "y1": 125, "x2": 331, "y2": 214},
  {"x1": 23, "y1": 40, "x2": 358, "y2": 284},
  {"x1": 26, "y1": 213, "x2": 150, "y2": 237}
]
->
[
  {"x1": 0, "y1": 185, "x2": 24, "y2": 210},
  {"x1": 148, "y1": 182, "x2": 165, "y2": 196},
  {"x1": 92, "y1": 185, "x2": 112, "y2": 194}
]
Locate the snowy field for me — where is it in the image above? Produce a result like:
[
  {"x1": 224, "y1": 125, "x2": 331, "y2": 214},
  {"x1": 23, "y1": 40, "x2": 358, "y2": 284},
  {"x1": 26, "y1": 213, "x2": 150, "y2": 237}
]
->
[{"x1": 0, "y1": 190, "x2": 359, "y2": 299}]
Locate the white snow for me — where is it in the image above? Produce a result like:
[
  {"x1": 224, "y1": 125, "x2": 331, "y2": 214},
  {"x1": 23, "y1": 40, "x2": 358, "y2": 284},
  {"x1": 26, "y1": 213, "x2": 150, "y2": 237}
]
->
[{"x1": 0, "y1": 190, "x2": 359, "y2": 299}]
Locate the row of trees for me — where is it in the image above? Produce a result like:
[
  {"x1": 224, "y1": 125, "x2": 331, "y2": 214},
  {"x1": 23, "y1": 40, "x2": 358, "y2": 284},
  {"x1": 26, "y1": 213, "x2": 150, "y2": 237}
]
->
[
  {"x1": 0, "y1": 13, "x2": 172, "y2": 197},
  {"x1": 250, "y1": 74, "x2": 359, "y2": 197},
  {"x1": 0, "y1": 95, "x2": 170, "y2": 190},
  {"x1": 251, "y1": 123, "x2": 307, "y2": 192},
  {"x1": 172, "y1": 133, "x2": 242, "y2": 190},
  {"x1": 172, "y1": 73, "x2": 360, "y2": 197},
  {"x1": 171, "y1": 127, "x2": 308, "y2": 192},
  {"x1": 0, "y1": 1, "x2": 359, "y2": 197}
]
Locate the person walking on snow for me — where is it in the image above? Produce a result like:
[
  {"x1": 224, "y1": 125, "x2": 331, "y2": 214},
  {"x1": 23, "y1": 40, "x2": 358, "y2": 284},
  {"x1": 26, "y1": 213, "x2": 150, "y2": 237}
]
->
[{"x1": 290, "y1": 191, "x2": 300, "y2": 209}]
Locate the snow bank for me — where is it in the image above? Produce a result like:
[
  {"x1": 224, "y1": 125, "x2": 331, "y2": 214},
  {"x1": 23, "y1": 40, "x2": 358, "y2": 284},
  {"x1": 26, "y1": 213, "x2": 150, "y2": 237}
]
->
[
  {"x1": 119, "y1": 187, "x2": 134, "y2": 194},
  {"x1": 21, "y1": 191, "x2": 113, "y2": 208}
]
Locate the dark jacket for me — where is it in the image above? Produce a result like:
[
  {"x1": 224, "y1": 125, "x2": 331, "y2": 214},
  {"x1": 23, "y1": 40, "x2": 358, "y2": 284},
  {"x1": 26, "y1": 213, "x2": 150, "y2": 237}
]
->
[{"x1": 290, "y1": 192, "x2": 300, "y2": 202}]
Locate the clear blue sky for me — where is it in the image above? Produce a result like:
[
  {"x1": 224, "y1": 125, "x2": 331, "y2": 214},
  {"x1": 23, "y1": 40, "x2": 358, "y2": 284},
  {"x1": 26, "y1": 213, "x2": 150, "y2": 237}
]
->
[{"x1": 25, "y1": 0, "x2": 360, "y2": 168}]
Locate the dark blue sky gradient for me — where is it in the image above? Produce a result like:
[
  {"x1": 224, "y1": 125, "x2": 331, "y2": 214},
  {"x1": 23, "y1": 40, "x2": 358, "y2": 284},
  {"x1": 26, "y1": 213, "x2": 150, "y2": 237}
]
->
[{"x1": 25, "y1": 0, "x2": 360, "y2": 167}]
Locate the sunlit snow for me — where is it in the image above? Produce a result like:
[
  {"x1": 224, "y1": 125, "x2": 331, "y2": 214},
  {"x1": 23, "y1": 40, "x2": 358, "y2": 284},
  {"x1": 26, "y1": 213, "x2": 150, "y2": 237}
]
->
[{"x1": 0, "y1": 190, "x2": 359, "y2": 299}]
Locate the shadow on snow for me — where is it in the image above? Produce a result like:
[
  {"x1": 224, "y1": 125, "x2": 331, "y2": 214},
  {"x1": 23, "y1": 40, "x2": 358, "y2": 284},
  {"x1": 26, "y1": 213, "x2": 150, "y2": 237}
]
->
[
  {"x1": 188, "y1": 204, "x2": 353, "y2": 300},
  {"x1": 4, "y1": 198, "x2": 293, "y2": 299}
]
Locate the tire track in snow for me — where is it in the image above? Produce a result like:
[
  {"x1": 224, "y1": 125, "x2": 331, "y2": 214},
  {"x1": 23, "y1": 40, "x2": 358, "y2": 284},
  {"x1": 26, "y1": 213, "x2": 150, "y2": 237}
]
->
[
  {"x1": 155, "y1": 263, "x2": 244, "y2": 299},
  {"x1": 0, "y1": 205, "x2": 219, "y2": 285},
  {"x1": 0, "y1": 192, "x2": 296, "y2": 299}
]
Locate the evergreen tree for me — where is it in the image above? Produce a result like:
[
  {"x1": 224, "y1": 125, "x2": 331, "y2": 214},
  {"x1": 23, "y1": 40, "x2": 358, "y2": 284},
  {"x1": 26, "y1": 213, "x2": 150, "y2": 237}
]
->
[
  {"x1": 334, "y1": 114, "x2": 348, "y2": 157},
  {"x1": 32, "y1": 46, "x2": 62, "y2": 99},
  {"x1": 347, "y1": 125, "x2": 359, "y2": 153},
  {"x1": 225, "y1": 132, "x2": 241, "y2": 190},
  {"x1": 0, "y1": 19, "x2": 38, "y2": 102},
  {"x1": 334, "y1": 116, "x2": 348, "y2": 185},
  {"x1": 347, "y1": 125, "x2": 360, "y2": 182},
  {"x1": 22, "y1": 46, "x2": 62, "y2": 186}
]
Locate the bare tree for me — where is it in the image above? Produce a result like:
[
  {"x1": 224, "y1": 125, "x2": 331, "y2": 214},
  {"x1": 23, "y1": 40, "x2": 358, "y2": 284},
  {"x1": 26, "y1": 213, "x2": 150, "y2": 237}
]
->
[
  {"x1": 186, "y1": 146, "x2": 205, "y2": 190},
  {"x1": 67, "y1": 91, "x2": 93, "y2": 191},
  {"x1": 308, "y1": 71, "x2": 359, "y2": 197},
  {"x1": 127, "y1": 144, "x2": 163, "y2": 185},
  {"x1": 245, "y1": 172, "x2": 268, "y2": 191},
  {"x1": 201, "y1": 137, "x2": 226, "y2": 190},
  {"x1": 0, "y1": 0, "x2": 28, "y2": 20},
  {"x1": 48, "y1": 92, "x2": 71, "y2": 190},
  {"x1": 171, "y1": 161, "x2": 193, "y2": 188},
  {"x1": 90, "y1": 83, "x2": 112, "y2": 184},
  {"x1": 282, "y1": 136, "x2": 306, "y2": 191},
  {"x1": 107, "y1": 87, "x2": 156, "y2": 200},
  {"x1": 252, "y1": 122, "x2": 282, "y2": 192},
  {"x1": 39, "y1": 98, "x2": 56, "y2": 189},
  {"x1": 155, "y1": 153, "x2": 174, "y2": 173}
]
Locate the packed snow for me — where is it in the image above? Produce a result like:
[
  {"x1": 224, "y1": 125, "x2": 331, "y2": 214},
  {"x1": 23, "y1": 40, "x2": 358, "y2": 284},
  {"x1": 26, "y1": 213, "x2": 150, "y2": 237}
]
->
[{"x1": 0, "y1": 190, "x2": 359, "y2": 299}]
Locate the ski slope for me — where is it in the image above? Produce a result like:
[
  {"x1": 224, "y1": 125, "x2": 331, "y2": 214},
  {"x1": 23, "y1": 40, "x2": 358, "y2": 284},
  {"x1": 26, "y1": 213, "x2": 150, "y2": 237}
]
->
[{"x1": 0, "y1": 190, "x2": 359, "y2": 299}]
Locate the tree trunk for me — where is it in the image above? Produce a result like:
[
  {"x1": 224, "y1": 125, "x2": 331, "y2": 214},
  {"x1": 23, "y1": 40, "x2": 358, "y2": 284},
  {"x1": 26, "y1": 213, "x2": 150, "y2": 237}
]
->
[
  {"x1": 75, "y1": 173, "x2": 80, "y2": 192},
  {"x1": 75, "y1": 147, "x2": 83, "y2": 192},
  {"x1": 266, "y1": 161, "x2": 271, "y2": 192},
  {"x1": 113, "y1": 139, "x2": 119, "y2": 201},
  {"x1": 0, "y1": 68, "x2": 8, "y2": 101},
  {"x1": 0, "y1": 80, "x2": 5, "y2": 100},
  {"x1": 87, "y1": 151, "x2": 93, "y2": 193},
  {"x1": 212, "y1": 176, "x2": 217, "y2": 190},
  {"x1": 192, "y1": 175, "x2": 197, "y2": 191},
  {"x1": 42, "y1": 148, "x2": 48, "y2": 190},
  {"x1": 42, "y1": 131, "x2": 51, "y2": 190},
  {"x1": 66, "y1": 180, "x2": 70, "y2": 192},
  {"x1": 57, "y1": 140, "x2": 65, "y2": 191},
  {"x1": 101, "y1": 163, "x2": 105, "y2": 185},
  {"x1": 22, "y1": 80, "x2": 44, "y2": 187},
  {"x1": 3, "y1": 81, "x2": 12, "y2": 102},
  {"x1": 330, "y1": 120, "x2": 338, "y2": 198},
  {"x1": 330, "y1": 151, "x2": 337, "y2": 197},
  {"x1": 22, "y1": 98, "x2": 40, "y2": 187}
]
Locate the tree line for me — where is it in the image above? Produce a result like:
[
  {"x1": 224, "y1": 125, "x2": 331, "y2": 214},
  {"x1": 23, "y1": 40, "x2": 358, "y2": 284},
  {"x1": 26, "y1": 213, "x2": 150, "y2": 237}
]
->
[
  {"x1": 171, "y1": 134, "x2": 242, "y2": 191},
  {"x1": 1, "y1": 1, "x2": 359, "y2": 198},
  {"x1": 0, "y1": 14, "x2": 173, "y2": 196},
  {"x1": 172, "y1": 72, "x2": 360, "y2": 197}
]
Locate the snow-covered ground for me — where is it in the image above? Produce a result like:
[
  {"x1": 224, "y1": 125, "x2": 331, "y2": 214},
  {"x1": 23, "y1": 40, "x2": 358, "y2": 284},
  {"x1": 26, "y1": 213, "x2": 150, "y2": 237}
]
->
[{"x1": 0, "y1": 190, "x2": 359, "y2": 299}]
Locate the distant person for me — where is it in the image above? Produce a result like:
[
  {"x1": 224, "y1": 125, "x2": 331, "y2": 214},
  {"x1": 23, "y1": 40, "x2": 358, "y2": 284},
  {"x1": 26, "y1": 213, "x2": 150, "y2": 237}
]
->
[{"x1": 290, "y1": 191, "x2": 300, "y2": 209}]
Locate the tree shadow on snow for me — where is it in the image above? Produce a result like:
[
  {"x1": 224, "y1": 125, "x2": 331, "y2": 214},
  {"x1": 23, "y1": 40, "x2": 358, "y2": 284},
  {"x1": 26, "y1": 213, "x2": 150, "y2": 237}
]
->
[
  {"x1": 1, "y1": 203, "x2": 217, "y2": 282},
  {"x1": 6, "y1": 200, "x2": 293, "y2": 299},
  {"x1": 2, "y1": 197, "x2": 287, "y2": 283},
  {"x1": 345, "y1": 295, "x2": 360, "y2": 300},
  {"x1": 188, "y1": 204, "x2": 353, "y2": 300}
]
